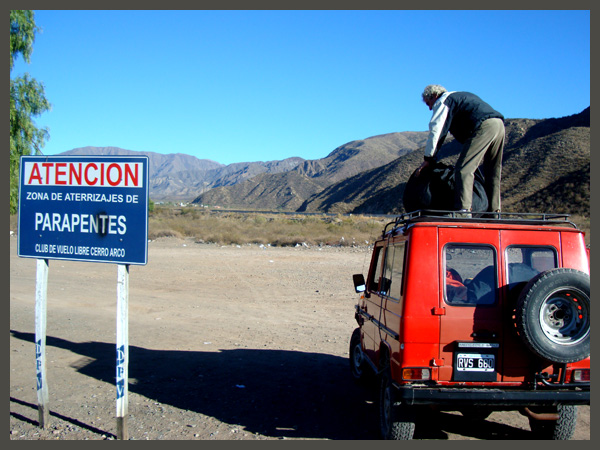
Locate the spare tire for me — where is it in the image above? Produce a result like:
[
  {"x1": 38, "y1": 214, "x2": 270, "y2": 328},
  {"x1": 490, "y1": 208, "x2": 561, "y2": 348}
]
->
[{"x1": 516, "y1": 268, "x2": 590, "y2": 363}]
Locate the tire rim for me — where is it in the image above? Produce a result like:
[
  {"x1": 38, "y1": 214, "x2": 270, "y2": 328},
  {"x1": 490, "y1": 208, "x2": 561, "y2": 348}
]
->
[
  {"x1": 539, "y1": 287, "x2": 590, "y2": 345},
  {"x1": 351, "y1": 343, "x2": 363, "y2": 377}
]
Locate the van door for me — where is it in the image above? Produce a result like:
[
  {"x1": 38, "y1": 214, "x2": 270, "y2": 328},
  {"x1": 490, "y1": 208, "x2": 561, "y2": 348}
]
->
[
  {"x1": 361, "y1": 242, "x2": 386, "y2": 361},
  {"x1": 379, "y1": 241, "x2": 406, "y2": 369},
  {"x1": 500, "y1": 230, "x2": 560, "y2": 381},
  {"x1": 437, "y1": 228, "x2": 502, "y2": 382},
  {"x1": 360, "y1": 240, "x2": 406, "y2": 366}
]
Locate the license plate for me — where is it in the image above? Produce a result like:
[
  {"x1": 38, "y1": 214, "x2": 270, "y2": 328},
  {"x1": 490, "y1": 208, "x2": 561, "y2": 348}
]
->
[{"x1": 456, "y1": 353, "x2": 495, "y2": 372}]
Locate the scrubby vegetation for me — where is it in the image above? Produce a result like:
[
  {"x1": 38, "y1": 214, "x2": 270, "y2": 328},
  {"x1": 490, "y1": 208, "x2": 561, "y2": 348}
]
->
[
  {"x1": 9, "y1": 207, "x2": 590, "y2": 248},
  {"x1": 147, "y1": 207, "x2": 590, "y2": 248},
  {"x1": 148, "y1": 206, "x2": 388, "y2": 247}
]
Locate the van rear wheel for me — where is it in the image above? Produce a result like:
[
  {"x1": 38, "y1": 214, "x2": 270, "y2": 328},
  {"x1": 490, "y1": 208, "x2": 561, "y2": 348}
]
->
[
  {"x1": 379, "y1": 367, "x2": 415, "y2": 440},
  {"x1": 528, "y1": 405, "x2": 577, "y2": 440}
]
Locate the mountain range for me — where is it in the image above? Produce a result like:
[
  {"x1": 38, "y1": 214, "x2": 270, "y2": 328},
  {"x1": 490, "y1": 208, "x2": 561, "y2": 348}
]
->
[
  {"x1": 59, "y1": 107, "x2": 590, "y2": 216},
  {"x1": 59, "y1": 146, "x2": 304, "y2": 202}
]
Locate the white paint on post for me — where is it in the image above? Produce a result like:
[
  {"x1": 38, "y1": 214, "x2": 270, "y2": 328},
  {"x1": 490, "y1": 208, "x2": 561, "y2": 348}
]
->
[
  {"x1": 35, "y1": 258, "x2": 49, "y2": 428},
  {"x1": 116, "y1": 264, "x2": 129, "y2": 440}
]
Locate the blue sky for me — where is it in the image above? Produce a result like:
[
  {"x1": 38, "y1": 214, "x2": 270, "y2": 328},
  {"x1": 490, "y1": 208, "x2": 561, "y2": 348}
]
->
[{"x1": 12, "y1": 10, "x2": 590, "y2": 166}]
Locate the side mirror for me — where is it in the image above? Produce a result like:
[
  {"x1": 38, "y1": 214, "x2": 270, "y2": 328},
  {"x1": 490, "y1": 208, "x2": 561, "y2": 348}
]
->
[{"x1": 353, "y1": 274, "x2": 366, "y2": 293}]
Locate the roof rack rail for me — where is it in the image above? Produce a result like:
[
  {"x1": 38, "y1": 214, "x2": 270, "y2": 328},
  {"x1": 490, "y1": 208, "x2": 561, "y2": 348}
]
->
[{"x1": 382, "y1": 210, "x2": 577, "y2": 236}]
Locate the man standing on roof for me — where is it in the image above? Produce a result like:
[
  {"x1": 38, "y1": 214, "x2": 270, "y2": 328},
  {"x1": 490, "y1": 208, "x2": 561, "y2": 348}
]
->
[{"x1": 417, "y1": 85, "x2": 505, "y2": 214}]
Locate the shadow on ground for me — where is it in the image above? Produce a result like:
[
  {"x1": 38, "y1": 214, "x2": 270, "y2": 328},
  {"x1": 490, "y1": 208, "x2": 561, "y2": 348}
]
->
[{"x1": 10, "y1": 330, "x2": 534, "y2": 440}]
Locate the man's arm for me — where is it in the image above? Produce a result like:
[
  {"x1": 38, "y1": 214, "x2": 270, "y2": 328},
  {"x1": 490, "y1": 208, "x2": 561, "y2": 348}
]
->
[
  {"x1": 417, "y1": 94, "x2": 451, "y2": 177},
  {"x1": 424, "y1": 97, "x2": 450, "y2": 159}
]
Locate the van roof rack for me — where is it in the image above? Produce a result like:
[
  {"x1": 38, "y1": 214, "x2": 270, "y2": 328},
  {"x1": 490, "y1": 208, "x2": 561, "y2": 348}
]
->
[{"x1": 383, "y1": 210, "x2": 577, "y2": 236}]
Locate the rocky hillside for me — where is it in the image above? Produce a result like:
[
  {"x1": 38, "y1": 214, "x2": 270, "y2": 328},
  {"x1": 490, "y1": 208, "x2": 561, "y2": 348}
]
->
[
  {"x1": 299, "y1": 108, "x2": 590, "y2": 216},
  {"x1": 197, "y1": 171, "x2": 328, "y2": 211},
  {"x1": 192, "y1": 131, "x2": 428, "y2": 209},
  {"x1": 296, "y1": 131, "x2": 428, "y2": 184}
]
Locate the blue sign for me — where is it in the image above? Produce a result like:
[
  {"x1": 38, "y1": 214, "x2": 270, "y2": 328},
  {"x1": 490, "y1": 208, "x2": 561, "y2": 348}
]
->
[{"x1": 18, "y1": 155, "x2": 149, "y2": 265}]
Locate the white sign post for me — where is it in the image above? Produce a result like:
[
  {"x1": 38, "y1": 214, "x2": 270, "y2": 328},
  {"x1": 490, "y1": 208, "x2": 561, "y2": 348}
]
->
[
  {"x1": 35, "y1": 259, "x2": 49, "y2": 428},
  {"x1": 116, "y1": 264, "x2": 129, "y2": 440}
]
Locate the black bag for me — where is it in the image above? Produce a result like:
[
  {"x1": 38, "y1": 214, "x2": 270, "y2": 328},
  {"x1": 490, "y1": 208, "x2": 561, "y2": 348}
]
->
[{"x1": 403, "y1": 161, "x2": 488, "y2": 213}]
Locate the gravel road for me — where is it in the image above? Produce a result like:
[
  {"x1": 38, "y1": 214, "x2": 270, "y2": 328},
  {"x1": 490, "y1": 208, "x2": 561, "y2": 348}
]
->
[{"x1": 10, "y1": 236, "x2": 589, "y2": 440}]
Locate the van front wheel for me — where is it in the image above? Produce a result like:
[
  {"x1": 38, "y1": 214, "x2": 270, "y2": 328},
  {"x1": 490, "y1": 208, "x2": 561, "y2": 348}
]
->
[{"x1": 349, "y1": 328, "x2": 369, "y2": 383}]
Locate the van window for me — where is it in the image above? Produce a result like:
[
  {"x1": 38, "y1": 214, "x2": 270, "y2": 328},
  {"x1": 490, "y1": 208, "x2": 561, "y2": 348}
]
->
[
  {"x1": 506, "y1": 246, "x2": 557, "y2": 292},
  {"x1": 367, "y1": 245, "x2": 384, "y2": 292},
  {"x1": 381, "y1": 243, "x2": 406, "y2": 302},
  {"x1": 445, "y1": 245, "x2": 497, "y2": 306}
]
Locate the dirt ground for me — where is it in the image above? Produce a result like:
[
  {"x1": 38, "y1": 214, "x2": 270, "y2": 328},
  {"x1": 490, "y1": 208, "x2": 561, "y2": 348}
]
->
[{"x1": 9, "y1": 236, "x2": 590, "y2": 440}]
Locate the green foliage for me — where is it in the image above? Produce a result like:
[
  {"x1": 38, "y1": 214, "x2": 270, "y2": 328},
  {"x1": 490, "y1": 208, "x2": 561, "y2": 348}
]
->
[
  {"x1": 9, "y1": 10, "x2": 51, "y2": 214},
  {"x1": 10, "y1": 10, "x2": 36, "y2": 69}
]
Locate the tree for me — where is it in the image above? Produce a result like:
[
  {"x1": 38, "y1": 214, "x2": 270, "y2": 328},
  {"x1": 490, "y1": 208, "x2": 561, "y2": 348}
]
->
[{"x1": 10, "y1": 10, "x2": 51, "y2": 214}]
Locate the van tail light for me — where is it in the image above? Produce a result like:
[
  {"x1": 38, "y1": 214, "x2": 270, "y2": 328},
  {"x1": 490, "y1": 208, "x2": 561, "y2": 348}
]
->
[
  {"x1": 402, "y1": 367, "x2": 431, "y2": 381},
  {"x1": 571, "y1": 369, "x2": 590, "y2": 383}
]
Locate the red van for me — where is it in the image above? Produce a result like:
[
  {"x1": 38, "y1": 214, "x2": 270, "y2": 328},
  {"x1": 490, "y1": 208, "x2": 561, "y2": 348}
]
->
[{"x1": 350, "y1": 211, "x2": 590, "y2": 439}]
